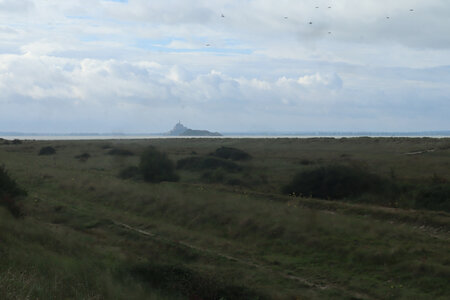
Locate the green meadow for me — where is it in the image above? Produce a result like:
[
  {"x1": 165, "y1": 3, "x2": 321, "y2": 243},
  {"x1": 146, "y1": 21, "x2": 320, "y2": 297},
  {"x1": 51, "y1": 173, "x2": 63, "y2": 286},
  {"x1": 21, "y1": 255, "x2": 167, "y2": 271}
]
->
[{"x1": 1, "y1": 137, "x2": 449, "y2": 299}]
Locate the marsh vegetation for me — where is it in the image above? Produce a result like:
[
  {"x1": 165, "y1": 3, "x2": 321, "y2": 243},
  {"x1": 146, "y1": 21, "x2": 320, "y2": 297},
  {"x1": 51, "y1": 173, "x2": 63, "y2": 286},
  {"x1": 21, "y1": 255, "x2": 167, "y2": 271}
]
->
[{"x1": 0, "y1": 137, "x2": 449, "y2": 299}]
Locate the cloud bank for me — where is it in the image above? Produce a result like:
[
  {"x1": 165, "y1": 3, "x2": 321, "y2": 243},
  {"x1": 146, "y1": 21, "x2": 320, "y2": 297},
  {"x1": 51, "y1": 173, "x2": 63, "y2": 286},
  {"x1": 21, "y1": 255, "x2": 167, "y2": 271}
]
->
[{"x1": 0, "y1": 0, "x2": 449, "y2": 132}]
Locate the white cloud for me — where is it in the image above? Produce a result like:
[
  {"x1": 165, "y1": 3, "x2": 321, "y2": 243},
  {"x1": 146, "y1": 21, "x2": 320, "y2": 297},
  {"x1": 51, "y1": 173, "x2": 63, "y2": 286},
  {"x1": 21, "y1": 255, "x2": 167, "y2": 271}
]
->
[
  {"x1": 0, "y1": 0, "x2": 34, "y2": 13},
  {"x1": 0, "y1": 52, "x2": 344, "y2": 105}
]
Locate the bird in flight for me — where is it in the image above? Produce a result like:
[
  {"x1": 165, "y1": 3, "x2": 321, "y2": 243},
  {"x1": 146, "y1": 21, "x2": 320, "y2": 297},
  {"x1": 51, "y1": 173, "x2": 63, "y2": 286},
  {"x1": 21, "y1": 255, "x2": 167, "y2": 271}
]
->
[
  {"x1": 205, "y1": 44, "x2": 210, "y2": 47},
  {"x1": 284, "y1": 16, "x2": 288, "y2": 19},
  {"x1": 221, "y1": 14, "x2": 225, "y2": 18}
]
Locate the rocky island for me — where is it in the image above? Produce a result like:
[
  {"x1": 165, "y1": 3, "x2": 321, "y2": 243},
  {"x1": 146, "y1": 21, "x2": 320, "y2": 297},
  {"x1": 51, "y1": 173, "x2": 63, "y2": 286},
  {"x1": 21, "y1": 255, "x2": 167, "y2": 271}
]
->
[{"x1": 167, "y1": 122, "x2": 222, "y2": 136}]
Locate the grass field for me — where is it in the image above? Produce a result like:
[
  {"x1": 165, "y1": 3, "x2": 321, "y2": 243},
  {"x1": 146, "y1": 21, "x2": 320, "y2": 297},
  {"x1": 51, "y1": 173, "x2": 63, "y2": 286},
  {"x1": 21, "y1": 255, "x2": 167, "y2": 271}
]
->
[{"x1": 1, "y1": 137, "x2": 449, "y2": 299}]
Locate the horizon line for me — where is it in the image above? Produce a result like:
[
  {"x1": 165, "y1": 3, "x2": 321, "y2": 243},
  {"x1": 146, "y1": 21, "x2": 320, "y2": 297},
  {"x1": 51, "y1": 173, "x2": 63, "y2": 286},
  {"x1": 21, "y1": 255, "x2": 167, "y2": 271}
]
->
[{"x1": 1, "y1": 130, "x2": 450, "y2": 137}]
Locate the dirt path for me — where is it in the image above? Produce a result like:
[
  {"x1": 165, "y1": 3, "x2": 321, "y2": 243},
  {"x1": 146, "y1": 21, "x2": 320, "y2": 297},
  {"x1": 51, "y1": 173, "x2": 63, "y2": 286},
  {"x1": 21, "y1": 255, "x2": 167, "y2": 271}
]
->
[
  {"x1": 113, "y1": 221, "x2": 374, "y2": 300},
  {"x1": 404, "y1": 149, "x2": 435, "y2": 155}
]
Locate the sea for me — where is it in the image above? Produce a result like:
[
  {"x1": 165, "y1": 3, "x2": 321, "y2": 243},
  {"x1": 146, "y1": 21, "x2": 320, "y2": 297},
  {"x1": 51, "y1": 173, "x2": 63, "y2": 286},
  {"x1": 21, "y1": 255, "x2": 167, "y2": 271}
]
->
[{"x1": 1, "y1": 132, "x2": 449, "y2": 140}]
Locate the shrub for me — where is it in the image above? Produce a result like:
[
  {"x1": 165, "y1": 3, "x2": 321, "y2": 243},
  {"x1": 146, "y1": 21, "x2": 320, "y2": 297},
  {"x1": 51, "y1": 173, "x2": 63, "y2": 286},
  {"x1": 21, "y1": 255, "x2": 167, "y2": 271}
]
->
[
  {"x1": 414, "y1": 183, "x2": 450, "y2": 212},
  {"x1": 210, "y1": 146, "x2": 251, "y2": 161},
  {"x1": 107, "y1": 148, "x2": 134, "y2": 156},
  {"x1": 177, "y1": 156, "x2": 242, "y2": 172},
  {"x1": 1, "y1": 195, "x2": 24, "y2": 218},
  {"x1": 75, "y1": 153, "x2": 91, "y2": 161},
  {"x1": 0, "y1": 165, "x2": 26, "y2": 218},
  {"x1": 139, "y1": 147, "x2": 178, "y2": 183},
  {"x1": 0, "y1": 165, "x2": 27, "y2": 197},
  {"x1": 12, "y1": 139, "x2": 22, "y2": 145},
  {"x1": 282, "y1": 165, "x2": 391, "y2": 200},
  {"x1": 130, "y1": 262, "x2": 266, "y2": 299},
  {"x1": 38, "y1": 146, "x2": 56, "y2": 155}
]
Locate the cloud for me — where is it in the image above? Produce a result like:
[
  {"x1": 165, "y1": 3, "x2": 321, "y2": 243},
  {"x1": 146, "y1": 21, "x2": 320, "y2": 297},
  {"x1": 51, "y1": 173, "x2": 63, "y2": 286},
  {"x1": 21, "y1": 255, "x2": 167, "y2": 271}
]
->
[
  {"x1": 104, "y1": 0, "x2": 214, "y2": 24},
  {"x1": 0, "y1": 52, "x2": 343, "y2": 104},
  {"x1": 0, "y1": 0, "x2": 34, "y2": 13},
  {"x1": 0, "y1": 1, "x2": 449, "y2": 132},
  {"x1": 278, "y1": 73, "x2": 343, "y2": 90}
]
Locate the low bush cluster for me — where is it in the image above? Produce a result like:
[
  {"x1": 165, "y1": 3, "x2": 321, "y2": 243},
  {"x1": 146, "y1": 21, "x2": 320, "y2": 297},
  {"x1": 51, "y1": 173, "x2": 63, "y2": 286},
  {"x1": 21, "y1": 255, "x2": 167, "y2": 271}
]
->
[
  {"x1": 283, "y1": 164, "x2": 450, "y2": 212},
  {"x1": 74, "y1": 153, "x2": 91, "y2": 161},
  {"x1": 0, "y1": 139, "x2": 22, "y2": 145},
  {"x1": 414, "y1": 183, "x2": 450, "y2": 212},
  {"x1": 130, "y1": 262, "x2": 266, "y2": 300},
  {"x1": 176, "y1": 147, "x2": 250, "y2": 186},
  {"x1": 210, "y1": 146, "x2": 251, "y2": 161},
  {"x1": 118, "y1": 147, "x2": 178, "y2": 183},
  {"x1": 0, "y1": 165, "x2": 27, "y2": 218},
  {"x1": 283, "y1": 165, "x2": 394, "y2": 200},
  {"x1": 38, "y1": 146, "x2": 56, "y2": 155}
]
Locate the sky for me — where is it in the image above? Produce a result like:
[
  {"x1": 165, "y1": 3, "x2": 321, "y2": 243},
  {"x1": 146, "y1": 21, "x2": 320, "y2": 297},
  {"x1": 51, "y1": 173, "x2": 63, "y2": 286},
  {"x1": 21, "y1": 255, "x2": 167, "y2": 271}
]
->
[{"x1": 0, "y1": 0, "x2": 449, "y2": 133}]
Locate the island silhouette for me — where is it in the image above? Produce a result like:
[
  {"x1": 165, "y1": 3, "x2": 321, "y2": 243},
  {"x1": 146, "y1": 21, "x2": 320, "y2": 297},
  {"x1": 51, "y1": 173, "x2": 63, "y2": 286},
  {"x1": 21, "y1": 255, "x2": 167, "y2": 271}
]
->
[{"x1": 167, "y1": 122, "x2": 222, "y2": 136}]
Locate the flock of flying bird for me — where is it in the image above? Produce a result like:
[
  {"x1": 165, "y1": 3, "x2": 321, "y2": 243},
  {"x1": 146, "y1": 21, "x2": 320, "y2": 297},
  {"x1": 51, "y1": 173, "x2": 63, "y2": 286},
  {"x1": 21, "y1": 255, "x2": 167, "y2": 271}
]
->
[{"x1": 205, "y1": 6, "x2": 416, "y2": 47}]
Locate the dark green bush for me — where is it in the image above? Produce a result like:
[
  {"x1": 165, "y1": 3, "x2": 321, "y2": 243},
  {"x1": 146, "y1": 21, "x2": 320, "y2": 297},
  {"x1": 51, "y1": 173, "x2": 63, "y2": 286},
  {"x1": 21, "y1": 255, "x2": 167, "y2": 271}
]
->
[
  {"x1": 0, "y1": 165, "x2": 27, "y2": 197},
  {"x1": 107, "y1": 148, "x2": 134, "y2": 156},
  {"x1": 38, "y1": 146, "x2": 56, "y2": 155},
  {"x1": 139, "y1": 147, "x2": 178, "y2": 183},
  {"x1": 75, "y1": 153, "x2": 91, "y2": 161},
  {"x1": 0, "y1": 165, "x2": 26, "y2": 218},
  {"x1": 12, "y1": 139, "x2": 22, "y2": 145},
  {"x1": 210, "y1": 146, "x2": 251, "y2": 161},
  {"x1": 414, "y1": 183, "x2": 450, "y2": 212},
  {"x1": 130, "y1": 262, "x2": 266, "y2": 299},
  {"x1": 177, "y1": 156, "x2": 242, "y2": 172},
  {"x1": 283, "y1": 165, "x2": 392, "y2": 200}
]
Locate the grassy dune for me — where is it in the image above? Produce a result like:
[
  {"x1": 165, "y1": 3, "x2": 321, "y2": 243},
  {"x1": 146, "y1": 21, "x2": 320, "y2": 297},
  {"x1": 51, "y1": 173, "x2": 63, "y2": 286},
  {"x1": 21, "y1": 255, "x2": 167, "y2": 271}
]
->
[{"x1": 1, "y1": 137, "x2": 449, "y2": 299}]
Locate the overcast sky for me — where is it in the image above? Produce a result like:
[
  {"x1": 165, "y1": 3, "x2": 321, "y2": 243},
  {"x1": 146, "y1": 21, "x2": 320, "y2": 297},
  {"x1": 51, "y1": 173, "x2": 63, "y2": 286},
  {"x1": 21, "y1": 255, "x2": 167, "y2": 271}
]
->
[{"x1": 1, "y1": 0, "x2": 449, "y2": 133}]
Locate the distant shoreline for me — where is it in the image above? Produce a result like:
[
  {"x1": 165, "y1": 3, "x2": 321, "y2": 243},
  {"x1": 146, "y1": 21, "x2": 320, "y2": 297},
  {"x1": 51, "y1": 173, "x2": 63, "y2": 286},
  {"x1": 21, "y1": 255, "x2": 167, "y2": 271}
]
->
[{"x1": 1, "y1": 133, "x2": 450, "y2": 141}]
